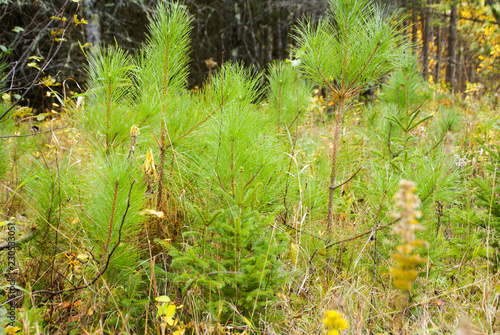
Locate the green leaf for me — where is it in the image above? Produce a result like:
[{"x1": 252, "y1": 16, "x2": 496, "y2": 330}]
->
[
  {"x1": 12, "y1": 26, "x2": 24, "y2": 33},
  {"x1": 36, "y1": 113, "x2": 48, "y2": 121},
  {"x1": 155, "y1": 295, "x2": 171, "y2": 303},
  {"x1": 385, "y1": 115, "x2": 407, "y2": 132},
  {"x1": 369, "y1": 148, "x2": 385, "y2": 158},
  {"x1": 0, "y1": 45, "x2": 10, "y2": 54},
  {"x1": 407, "y1": 115, "x2": 433, "y2": 131}
]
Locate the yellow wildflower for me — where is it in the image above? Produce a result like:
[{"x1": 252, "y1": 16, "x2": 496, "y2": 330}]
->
[{"x1": 323, "y1": 310, "x2": 348, "y2": 334}]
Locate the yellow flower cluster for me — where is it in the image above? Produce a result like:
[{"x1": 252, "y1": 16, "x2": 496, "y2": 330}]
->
[
  {"x1": 323, "y1": 310, "x2": 348, "y2": 335},
  {"x1": 391, "y1": 180, "x2": 423, "y2": 243},
  {"x1": 390, "y1": 180, "x2": 427, "y2": 291}
]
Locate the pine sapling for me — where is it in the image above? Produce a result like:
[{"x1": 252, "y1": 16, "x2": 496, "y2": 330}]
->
[{"x1": 292, "y1": 0, "x2": 410, "y2": 274}]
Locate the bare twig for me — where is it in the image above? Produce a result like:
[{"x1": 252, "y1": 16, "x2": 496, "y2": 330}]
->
[
  {"x1": 325, "y1": 218, "x2": 400, "y2": 249},
  {"x1": 0, "y1": 126, "x2": 67, "y2": 139},
  {"x1": 324, "y1": 166, "x2": 363, "y2": 192},
  {"x1": 0, "y1": 0, "x2": 75, "y2": 122}
]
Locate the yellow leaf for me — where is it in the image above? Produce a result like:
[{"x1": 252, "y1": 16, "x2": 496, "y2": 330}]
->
[
  {"x1": 50, "y1": 16, "x2": 67, "y2": 21},
  {"x1": 74, "y1": 15, "x2": 88, "y2": 25},
  {"x1": 13, "y1": 106, "x2": 33, "y2": 118},
  {"x1": 40, "y1": 75, "x2": 61, "y2": 87},
  {"x1": 164, "y1": 304, "x2": 176, "y2": 326},
  {"x1": 242, "y1": 316, "x2": 254, "y2": 330},
  {"x1": 27, "y1": 62, "x2": 41, "y2": 70},
  {"x1": 2, "y1": 92, "x2": 11, "y2": 103},
  {"x1": 50, "y1": 29, "x2": 64, "y2": 36},
  {"x1": 142, "y1": 149, "x2": 157, "y2": 179},
  {"x1": 5, "y1": 326, "x2": 21, "y2": 335},
  {"x1": 28, "y1": 55, "x2": 43, "y2": 61},
  {"x1": 140, "y1": 209, "x2": 165, "y2": 218},
  {"x1": 76, "y1": 253, "x2": 89, "y2": 262}
]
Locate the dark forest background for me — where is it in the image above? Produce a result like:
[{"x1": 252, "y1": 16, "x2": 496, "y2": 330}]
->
[{"x1": 1, "y1": 0, "x2": 499, "y2": 109}]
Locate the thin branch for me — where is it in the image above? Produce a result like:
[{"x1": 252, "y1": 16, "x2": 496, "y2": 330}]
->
[
  {"x1": 102, "y1": 180, "x2": 119, "y2": 265},
  {"x1": 0, "y1": 0, "x2": 74, "y2": 122},
  {"x1": 325, "y1": 218, "x2": 400, "y2": 250},
  {"x1": 277, "y1": 220, "x2": 326, "y2": 242},
  {"x1": 0, "y1": 126, "x2": 67, "y2": 139},
  {"x1": 325, "y1": 166, "x2": 363, "y2": 191},
  {"x1": 345, "y1": 40, "x2": 382, "y2": 93}
]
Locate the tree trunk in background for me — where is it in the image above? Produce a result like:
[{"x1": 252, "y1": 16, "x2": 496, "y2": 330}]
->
[
  {"x1": 446, "y1": 4, "x2": 457, "y2": 91},
  {"x1": 422, "y1": 0, "x2": 431, "y2": 81},
  {"x1": 411, "y1": 0, "x2": 418, "y2": 53},
  {"x1": 266, "y1": 0, "x2": 273, "y2": 63},
  {"x1": 467, "y1": 56, "x2": 474, "y2": 89},
  {"x1": 231, "y1": 1, "x2": 243, "y2": 61},
  {"x1": 276, "y1": 7, "x2": 283, "y2": 60},
  {"x1": 244, "y1": 0, "x2": 260, "y2": 66},
  {"x1": 435, "y1": 25, "x2": 441, "y2": 83},
  {"x1": 457, "y1": 45, "x2": 466, "y2": 93},
  {"x1": 83, "y1": 0, "x2": 101, "y2": 47}
]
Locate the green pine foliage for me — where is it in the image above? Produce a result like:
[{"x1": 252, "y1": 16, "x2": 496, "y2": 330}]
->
[
  {"x1": 292, "y1": 0, "x2": 408, "y2": 96},
  {"x1": 200, "y1": 62, "x2": 283, "y2": 208},
  {"x1": 369, "y1": 55, "x2": 433, "y2": 165},
  {"x1": 474, "y1": 143, "x2": 500, "y2": 266},
  {"x1": 0, "y1": 111, "x2": 13, "y2": 180},
  {"x1": 267, "y1": 60, "x2": 312, "y2": 132},
  {"x1": 169, "y1": 202, "x2": 286, "y2": 320},
  {"x1": 82, "y1": 46, "x2": 136, "y2": 154},
  {"x1": 138, "y1": 2, "x2": 192, "y2": 96},
  {"x1": 80, "y1": 154, "x2": 146, "y2": 280},
  {"x1": 25, "y1": 157, "x2": 72, "y2": 244},
  {"x1": 167, "y1": 62, "x2": 289, "y2": 320},
  {"x1": 474, "y1": 144, "x2": 500, "y2": 221},
  {"x1": 135, "y1": 1, "x2": 193, "y2": 131},
  {"x1": 379, "y1": 55, "x2": 431, "y2": 109}
]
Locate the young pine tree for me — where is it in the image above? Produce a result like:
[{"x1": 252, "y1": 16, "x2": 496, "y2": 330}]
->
[{"x1": 291, "y1": 0, "x2": 411, "y2": 272}]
